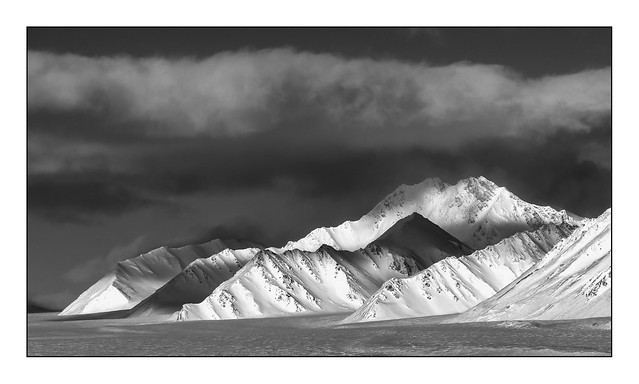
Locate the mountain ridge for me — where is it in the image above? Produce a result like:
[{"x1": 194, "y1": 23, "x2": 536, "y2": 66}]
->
[{"x1": 59, "y1": 238, "x2": 261, "y2": 316}]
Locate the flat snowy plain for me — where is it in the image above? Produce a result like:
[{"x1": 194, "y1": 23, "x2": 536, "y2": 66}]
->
[{"x1": 28, "y1": 312, "x2": 611, "y2": 356}]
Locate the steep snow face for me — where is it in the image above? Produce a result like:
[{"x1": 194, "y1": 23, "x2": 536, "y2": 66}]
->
[
  {"x1": 282, "y1": 176, "x2": 569, "y2": 253},
  {"x1": 344, "y1": 221, "x2": 579, "y2": 323},
  {"x1": 451, "y1": 209, "x2": 611, "y2": 322},
  {"x1": 59, "y1": 239, "x2": 259, "y2": 316},
  {"x1": 128, "y1": 248, "x2": 261, "y2": 317}
]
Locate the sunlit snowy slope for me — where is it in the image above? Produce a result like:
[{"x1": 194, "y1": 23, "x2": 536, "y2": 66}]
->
[
  {"x1": 283, "y1": 176, "x2": 569, "y2": 252},
  {"x1": 176, "y1": 214, "x2": 472, "y2": 321},
  {"x1": 450, "y1": 209, "x2": 611, "y2": 322},
  {"x1": 344, "y1": 220, "x2": 579, "y2": 323},
  {"x1": 59, "y1": 239, "x2": 259, "y2": 315}
]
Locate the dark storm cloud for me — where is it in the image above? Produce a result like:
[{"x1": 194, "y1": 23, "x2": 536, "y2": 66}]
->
[
  {"x1": 451, "y1": 123, "x2": 612, "y2": 217},
  {"x1": 27, "y1": 171, "x2": 164, "y2": 222},
  {"x1": 153, "y1": 123, "x2": 612, "y2": 218},
  {"x1": 28, "y1": 49, "x2": 610, "y2": 145},
  {"x1": 404, "y1": 28, "x2": 446, "y2": 45},
  {"x1": 27, "y1": 121, "x2": 611, "y2": 221}
]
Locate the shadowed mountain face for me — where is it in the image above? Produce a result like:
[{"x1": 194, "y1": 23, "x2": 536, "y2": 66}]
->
[{"x1": 375, "y1": 213, "x2": 475, "y2": 268}]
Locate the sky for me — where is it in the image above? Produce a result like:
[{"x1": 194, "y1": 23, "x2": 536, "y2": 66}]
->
[{"x1": 27, "y1": 27, "x2": 612, "y2": 309}]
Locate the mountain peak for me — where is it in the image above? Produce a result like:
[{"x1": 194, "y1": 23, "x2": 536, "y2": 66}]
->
[
  {"x1": 460, "y1": 175, "x2": 497, "y2": 188},
  {"x1": 457, "y1": 176, "x2": 501, "y2": 199},
  {"x1": 282, "y1": 175, "x2": 568, "y2": 253}
]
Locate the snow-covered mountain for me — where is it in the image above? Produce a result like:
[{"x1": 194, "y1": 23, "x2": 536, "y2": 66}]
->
[
  {"x1": 171, "y1": 177, "x2": 577, "y2": 322},
  {"x1": 59, "y1": 239, "x2": 259, "y2": 316},
  {"x1": 176, "y1": 214, "x2": 472, "y2": 321},
  {"x1": 344, "y1": 220, "x2": 579, "y2": 323},
  {"x1": 282, "y1": 176, "x2": 569, "y2": 252},
  {"x1": 59, "y1": 175, "x2": 585, "y2": 323},
  {"x1": 127, "y1": 248, "x2": 261, "y2": 317},
  {"x1": 450, "y1": 209, "x2": 611, "y2": 322}
]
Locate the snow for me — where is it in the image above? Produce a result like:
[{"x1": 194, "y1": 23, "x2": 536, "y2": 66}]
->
[
  {"x1": 59, "y1": 239, "x2": 259, "y2": 316},
  {"x1": 176, "y1": 247, "x2": 378, "y2": 321},
  {"x1": 28, "y1": 312, "x2": 612, "y2": 356},
  {"x1": 344, "y1": 220, "x2": 578, "y2": 323},
  {"x1": 61, "y1": 273, "x2": 128, "y2": 315},
  {"x1": 451, "y1": 209, "x2": 611, "y2": 322}
]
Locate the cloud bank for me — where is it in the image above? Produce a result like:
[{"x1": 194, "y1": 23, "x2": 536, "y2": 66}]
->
[
  {"x1": 28, "y1": 49, "x2": 611, "y2": 145},
  {"x1": 27, "y1": 48, "x2": 611, "y2": 223}
]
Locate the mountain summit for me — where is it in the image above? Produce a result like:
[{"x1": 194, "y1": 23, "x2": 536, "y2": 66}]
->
[{"x1": 282, "y1": 176, "x2": 569, "y2": 252}]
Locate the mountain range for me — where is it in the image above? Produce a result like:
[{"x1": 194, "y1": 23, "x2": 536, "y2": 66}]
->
[{"x1": 58, "y1": 176, "x2": 611, "y2": 325}]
